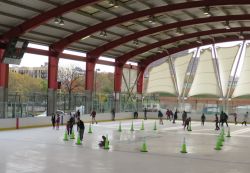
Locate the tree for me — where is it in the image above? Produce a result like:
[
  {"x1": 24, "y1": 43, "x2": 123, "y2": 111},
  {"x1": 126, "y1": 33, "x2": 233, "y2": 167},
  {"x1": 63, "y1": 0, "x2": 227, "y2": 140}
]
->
[{"x1": 58, "y1": 66, "x2": 84, "y2": 108}]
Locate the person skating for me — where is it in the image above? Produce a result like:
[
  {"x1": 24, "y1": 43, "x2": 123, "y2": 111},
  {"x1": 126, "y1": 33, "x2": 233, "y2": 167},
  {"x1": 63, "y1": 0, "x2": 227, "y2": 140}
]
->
[
  {"x1": 51, "y1": 113, "x2": 56, "y2": 129},
  {"x1": 173, "y1": 109, "x2": 178, "y2": 124},
  {"x1": 111, "y1": 108, "x2": 115, "y2": 121},
  {"x1": 133, "y1": 111, "x2": 138, "y2": 119},
  {"x1": 144, "y1": 107, "x2": 147, "y2": 120},
  {"x1": 158, "y1": 110, "x2": 164, "y2": 125},
  {"x1": 242, "y1": 112, "x2": 248, "y2": 126},
  {"x1": 182, "y1": 111, "x2": 187, "y2": 126},
  {"x1": 215, "y1": 113, "x2": 220, "y2": 131},
  {"x1": 99, "y1": 135, "x2": 107, "y2": 147},
  {"x1": 166, "y1": 109, "x2": 171, "y2": 121},
  {"x1": 90, "y1": 109, "x2": 97, "y2": 124},
  {"x1": 56, "y1": 114, "x2": 60, "y2": 130},
  {"x1": 224, "y1": 112, "x2": 229, "y2": 127},
  {"x1": 77, "y1": 118, "x2": 85, "y2": 141},
  {"x1": 201, "y1": 113, "x2": 206, "y2": 126},
  {"x1": 184, "y1": 117, "x2": 191, "y2": 130},
  {"x1": 233, "y1": 112, "x2": 238, "y2": 125}
]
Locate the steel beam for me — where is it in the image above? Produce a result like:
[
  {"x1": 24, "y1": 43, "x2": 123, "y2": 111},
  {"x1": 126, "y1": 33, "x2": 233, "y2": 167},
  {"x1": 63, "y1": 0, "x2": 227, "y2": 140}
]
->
[
  {"x1": 142, "y1": 35, "x2": 250, "y2": 67},
  {"x1": 116, "y1": 27, "x2": 250, "y2": 65},
  {"x1": 52, "y1": 0, "x2": 250, "y2": 51},
  {"x1": 0, "y1": 0, "x2": 100, "y2": 42},
  {"x1": 90, "y1": 14, "x2": 250, "y2": 61}
]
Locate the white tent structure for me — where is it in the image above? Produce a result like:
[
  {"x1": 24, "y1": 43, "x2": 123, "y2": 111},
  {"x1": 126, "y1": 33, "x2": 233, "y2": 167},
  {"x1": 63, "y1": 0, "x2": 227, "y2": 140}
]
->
[
  {"x1": 188, "y1": 49, "x2": 221, "y2": 97},
  {"x1": 216, "y1": 45, "x2": 240, "y2": 97},
  {"x1": 232, "y1": 44, "x2": 250, "y2": 98},
  {"x1": 147, "y1": 61, "x2": 177, "y2": 95},
  {"x1": 174, "y1": 53, "x2": 193, "y2": 96}
]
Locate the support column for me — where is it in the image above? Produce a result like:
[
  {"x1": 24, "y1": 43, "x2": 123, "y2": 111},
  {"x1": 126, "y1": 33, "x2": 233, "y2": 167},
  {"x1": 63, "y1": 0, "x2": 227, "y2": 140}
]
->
[
  {"x1": 114, "y1": 64, "x2": 123, "y2": 113},
  {"x1": 48, "y1": 49, "x2": 59, "y2": 116},
  {"x1": 137, "y1": 65, "x2": 145, "y2": 112},
  {"x1": 85, "y1": 58, "x2": 96, "y2": 113},
  {"x1": 0, "y1": 49, "x2": 8, "y2": 118}
]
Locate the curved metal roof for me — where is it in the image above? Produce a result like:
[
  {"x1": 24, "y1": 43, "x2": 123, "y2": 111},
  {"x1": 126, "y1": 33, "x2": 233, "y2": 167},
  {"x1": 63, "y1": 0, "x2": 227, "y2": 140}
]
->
[{"x1": 0, "y1": 0, "x2": 250, "y2": 67}]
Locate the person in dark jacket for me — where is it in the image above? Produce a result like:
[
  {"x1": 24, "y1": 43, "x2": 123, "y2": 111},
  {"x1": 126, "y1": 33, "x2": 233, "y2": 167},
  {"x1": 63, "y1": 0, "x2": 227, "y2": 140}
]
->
[
  {"x1": 173, "y1": 110, "x2": 178, "y2": 124},
  {"x1": 99, "y1": 135, "x2": 107, "y2": 147},
  {"x1": 77, "y1": 118, "x2": 85, "y2": 141},
  {"x1": 51, "y1": 113, "x2": 56, "y2": 129},
  {"x1": 158, "y1": 110, "x2": 164, "y2": 125},
  {"x1": 215, "y1": 113, "x2": 220, "y2": 131},
  {"x1": 144, "y1": 107, "x2": 147, "y2": 120},
  {"x1": 201, "y1": 113, "x2": 206, "y2": 126},
  {"x1": 90, "y1": 109, "x2": 97, "y2": 124},
  {"x1": 134, "y1": 111, "x2": 138, "y2": 119},
  {"x1": 182, "y1": 111, "x2": 187, "y2": 125},
  {"x1": 184, "y1": 117, "x2": 191, "y2": 130}
]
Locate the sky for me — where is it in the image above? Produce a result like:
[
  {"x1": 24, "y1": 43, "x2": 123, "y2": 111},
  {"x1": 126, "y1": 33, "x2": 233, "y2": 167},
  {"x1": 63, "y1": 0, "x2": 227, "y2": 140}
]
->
[{"x1": 14, "y1": 43, "x2": 138, "y2": 73}]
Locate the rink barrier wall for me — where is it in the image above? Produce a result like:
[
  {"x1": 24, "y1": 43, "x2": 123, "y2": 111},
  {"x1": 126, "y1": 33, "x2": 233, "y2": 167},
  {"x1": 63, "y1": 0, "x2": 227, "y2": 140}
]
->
[{"x1": 0, "y1": 111, "x2": 247, "y2": 130}]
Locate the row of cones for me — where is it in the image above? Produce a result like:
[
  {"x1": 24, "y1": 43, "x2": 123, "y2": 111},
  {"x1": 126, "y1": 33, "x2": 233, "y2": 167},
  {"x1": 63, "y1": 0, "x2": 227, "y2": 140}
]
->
[
  {"x1": 63, "y1": 123, "x2": 94, "y2": 145},
  {"x1": 215, "y1": 127, "x2": 231, "y2": 150},
  {"x1": 118, "y1": 120, "x2": 160, "y2": 132}
]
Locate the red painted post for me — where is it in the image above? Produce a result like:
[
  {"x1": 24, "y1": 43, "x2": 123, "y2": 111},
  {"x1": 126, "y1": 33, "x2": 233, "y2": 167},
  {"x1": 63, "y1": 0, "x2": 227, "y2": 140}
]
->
[
  {"x1": 114, "y1": 64, "x2": 123, "y2": 93},
  {"x1": 16, "y1": 117, "x2": 19, "y2": 129},
  {"x1": 48, "y1": 52, "x2": 59, "y2": 90},
  {"x1": 0, "y1": 49, "x2": 9, "y2": 88},
  {"x1": 137, "y1": 66, "x2": 145, "y2": 94},
  {"x1": 85, "y1": 59, "x2": 96, "y2": 91}
]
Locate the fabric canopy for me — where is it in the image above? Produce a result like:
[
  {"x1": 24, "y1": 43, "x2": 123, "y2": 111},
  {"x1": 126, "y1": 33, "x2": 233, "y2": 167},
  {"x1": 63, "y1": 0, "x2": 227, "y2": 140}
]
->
[
  {"x1": 188, "y1": 49, "x2": 221, "y2": 97},
  {"x1": 174, "y1": 53, "x2": 193, "y2": 96},
  {"x1": 216, "y1": 45, "x2": 240, "y2": 97},
  {"x1": 232, "y1": 44, "x2": 250, "y2": 97},
  {"x1": 147, "y1": 61, "x2": 177, "y2": 95}
]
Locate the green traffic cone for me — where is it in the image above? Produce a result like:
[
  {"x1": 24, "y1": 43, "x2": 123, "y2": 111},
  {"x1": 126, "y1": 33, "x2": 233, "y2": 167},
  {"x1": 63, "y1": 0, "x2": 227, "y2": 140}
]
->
[
  {"x1": 88, "y1": 123, "x2": 92, "y2": 133},
  {"x1": 220, "y1": 132, "x2": 225, "y2": 142},
  {"x1": 222, "y1": 128, "x2": 225, "y2": 136},
  {"x1": 226, "y1": 127, "x2": 231, "y2": 137},
  {"x1": 118, "y1": 122, "x2": 122, "y2": 132},
  {"x1": 130, "y1": 121, "x2": 134, "y2": 131},
  {"x1": 140, "y1": 139, "x2": 148, "y2": 152},
  {"x1": 104, "y1": 135, "x2": 110, "y2": 150},
  {"x1": 153, "y1": 120, "x2": 157, "y2": 130},
  {"x1": 75, "y1": 133, "x2": 82, "y2": 145},
  {"x1": 180, "y1": 137, "x2": 187, "y2": 153},
  {"x1": 70, "y1": 130, "x2": 75, "y2": 139},
  {"x1": 188, "y1": 122, "x2": 192, "y2": 131},
  {"x1": 218, "y1": 136, "x2": 223, "y2": 146},
  {"x1": 140, "y1": 120, "x2": 144, "y2": 130},
  {"x1": 214, "y1": 138, "x2": 222, "y2": 150},
  {"x1": 63, "y1": 130, "x2": 69, "y2": 141}
]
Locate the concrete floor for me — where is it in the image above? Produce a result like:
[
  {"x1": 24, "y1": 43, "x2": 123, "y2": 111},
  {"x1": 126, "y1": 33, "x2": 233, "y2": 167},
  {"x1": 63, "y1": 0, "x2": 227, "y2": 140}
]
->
[{"x1": 0, "y1": 119, "x2": 250, "y2": 173}]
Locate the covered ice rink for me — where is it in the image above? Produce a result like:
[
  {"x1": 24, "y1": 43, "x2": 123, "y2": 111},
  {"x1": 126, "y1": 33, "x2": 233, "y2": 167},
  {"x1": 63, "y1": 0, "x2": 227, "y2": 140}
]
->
[{"x1": 0, "y1": 119, "x2": 249, "y2": 173}]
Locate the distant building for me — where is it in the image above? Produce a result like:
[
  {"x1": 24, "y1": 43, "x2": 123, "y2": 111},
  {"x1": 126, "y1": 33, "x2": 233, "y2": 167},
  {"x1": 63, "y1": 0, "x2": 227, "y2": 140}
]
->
[{"x1": 10, "y1": 63, "x2": 48, "y2": 79}]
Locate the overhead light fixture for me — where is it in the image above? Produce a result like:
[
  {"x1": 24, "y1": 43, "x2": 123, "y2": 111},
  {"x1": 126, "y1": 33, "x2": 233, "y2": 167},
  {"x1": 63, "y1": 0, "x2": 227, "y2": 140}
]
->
[
  {"x1": 225, "y1": 21, "x2": 230, "y2": 30},
  {"x1": 203, "y1": 6, "x2": 212, "y2": 17},
  {"x1": 148, "y1": 15, "x2": 156, "y2": 25},
  {"x1": 109, "y1": 0, "x2": 119, "y2": 8},
  {"x1": 133, "y1": 39, "x2": 139, "y2": 46},
  {"x1": 196, "y1": 37, "x2": 202, "y2": 44},
  {"x1": 238, "y1": 32, "x2": 244, "y2": 39},
  {"x1": 81, "y1": 35, "x2": 91, "y2": 40},
  {"x1": 176, "y1": 27, "x2": 183, "y2": 35},
  {"x1": 99, "y1": 30, "x2": 107, "y2": 37},
  {"x1": 54, "y1": 17, "x2": 60, "y2": 24},
  {"x1": 59, "y1": 17, "x2": 64, "y2": 26}
]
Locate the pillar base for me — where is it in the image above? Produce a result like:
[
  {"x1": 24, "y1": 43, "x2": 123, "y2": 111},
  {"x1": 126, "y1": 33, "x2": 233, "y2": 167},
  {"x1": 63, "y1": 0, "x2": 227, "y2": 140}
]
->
[
  {"x1": 47, "y1": 88, "x2": 57, "y2": 116},
  {"x1": 85, "y1": 90, "x2": 93, "y2": 114},
  {"x1": 113, "y1": 92, "x2": 120, "y2": 113},
  {"x1": 0, "y1": 87, "x2": 8, "y2": 118}
]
